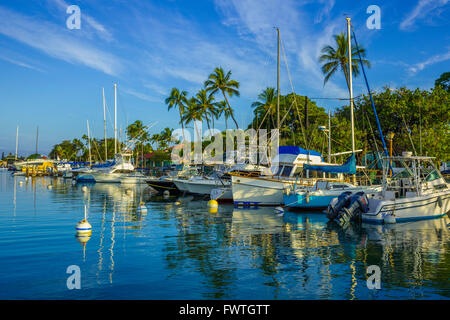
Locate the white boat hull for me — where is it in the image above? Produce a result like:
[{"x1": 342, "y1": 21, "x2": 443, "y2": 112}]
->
[
  {"x1": 172, "y1": 179, "x2": 190, "y2": 192},
  {"x1": 185, "y1": 180, "x2": 231, "y2": 195},
  {"x1": 91, "y1": 172, "x2": 127, "y2": 183},
  {"x1": 362, "y1": 191, "x2": 450, "y2": 223},
  {"x1": 231, "y1": 175, "x2": 295, "y2": 206}
]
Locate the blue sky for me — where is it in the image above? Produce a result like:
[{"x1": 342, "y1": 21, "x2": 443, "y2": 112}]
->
[{"x1": 0, "y1": 0, "x2": 449, "y2": 156}]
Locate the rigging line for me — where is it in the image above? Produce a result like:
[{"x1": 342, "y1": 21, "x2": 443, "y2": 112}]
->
[
  {"x1": 351, "y1": 25, "x2": 391, "y2": 166},
  {"x1": 279, "y1": 35, "x2": 308, "y2": 148},
  {"x1": 400, "y1": 110, "x2": 417, "y2": 156},
  {"x1": 87, "y1": 123, "x2": 104, "y2": 162}
]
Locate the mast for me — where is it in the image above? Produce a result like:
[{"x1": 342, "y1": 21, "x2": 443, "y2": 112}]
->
[
  {"x1": 103, "y1": 87, "x2": 107, "y2": 161},
  {"x1": 328, "y1": 111, "x2": 331, "y2": 163},
  {"x1": 15, "y1": 125, "x2": 19, "y2": 160},
  {"x1": 35, "y1": 126, "x2": 39, "y2": 155},
  {"x1": 276, "y1": 27, "x2": 280, "y2": 131},
  {"x1": 346, "y1": 17, "x2": 356, "y2": 184},
  {"x1": 114, "y1": 83, "x2": 118, "y2": 155},
  {"x1": 87, "y1": 120, "x2": 92, "y2": 166}
]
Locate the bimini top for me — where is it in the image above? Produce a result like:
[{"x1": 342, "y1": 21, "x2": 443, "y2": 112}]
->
[
  {"x1": 279, "y1": 146, "x2": 322, "y2": 157},
  {"x1": 303, "y1": 153, "x2": 356, "y2": 174}
]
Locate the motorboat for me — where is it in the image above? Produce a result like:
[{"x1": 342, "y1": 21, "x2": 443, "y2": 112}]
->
[
  {"x1": 89, "y1": 153, "x2": 135, "y2": 183},
  {"x1": 327, "y1": 153, "x2": 450, "y2": 225}
]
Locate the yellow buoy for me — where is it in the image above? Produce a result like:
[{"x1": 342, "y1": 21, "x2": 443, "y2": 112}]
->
[
  {"x1": 208, "y1": 207, "x2": 218, "y2": 214},
  {"x1": 208, "y1": 199, "x2": 218, "y2": 209},
  {"x1": 175, "y1": 201, "x2": 181, "y2": 205}
]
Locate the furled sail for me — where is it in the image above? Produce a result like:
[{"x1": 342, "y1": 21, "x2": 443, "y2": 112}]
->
[{"x1": 303, "y1": 153, "x2": 356, "y2": 174}]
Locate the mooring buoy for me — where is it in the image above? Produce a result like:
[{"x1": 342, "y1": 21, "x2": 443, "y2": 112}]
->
[
  {"x1": 76, "y1": 205, "x2": 92, "y2": 235},
  {"x1": 274, "y1": 206, "x2": 284, "y2": 215}
]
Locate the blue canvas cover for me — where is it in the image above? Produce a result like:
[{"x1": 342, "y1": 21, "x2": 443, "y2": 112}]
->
[
  {"x1": 278, "y1": 146, "x2": 321, "y2": 157},
  {"x1": 303, "y1": 153, "x2": 356, "y2": 174}
]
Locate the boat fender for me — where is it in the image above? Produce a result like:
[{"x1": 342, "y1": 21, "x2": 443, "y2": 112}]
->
[{"x1": 437, "y1": 196, "x2": 442, "y2": 208}]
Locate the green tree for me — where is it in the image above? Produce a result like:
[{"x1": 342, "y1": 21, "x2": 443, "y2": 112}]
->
[
  {"x1": 319, "y1": 32, "x2": 371, "y2": 94},
  {"x1": 165, "y1": 88, "x2": 188, "y2": 142},
  {"x1": 435, "y1": 72, "x2": 450, "y2": 92},
  {"x1": 204, "y1": 67, "x2": 240, "y2": 129}
]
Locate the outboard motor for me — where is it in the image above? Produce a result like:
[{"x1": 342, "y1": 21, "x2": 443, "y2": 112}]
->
[
  {"x1": 326, "y1": 191, "x2": 353, "y2": 220},
  {"x1": 335, "y1": 192, "x2": 369, "y2": 227}
]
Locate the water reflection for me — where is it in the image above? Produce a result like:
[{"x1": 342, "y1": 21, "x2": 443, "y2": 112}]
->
[{"x1": 1, "y1": 172, "x2": 448, "y2": 299}]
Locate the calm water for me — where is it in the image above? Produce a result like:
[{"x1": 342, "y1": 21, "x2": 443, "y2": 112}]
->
[{"x1": 0, "y1": 171, "x2": 449, "y2": 300}]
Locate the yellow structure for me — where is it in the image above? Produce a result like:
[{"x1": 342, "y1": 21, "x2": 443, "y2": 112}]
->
[{"x1": 22, "y1": 161, "x2": 55, "y2": 177}]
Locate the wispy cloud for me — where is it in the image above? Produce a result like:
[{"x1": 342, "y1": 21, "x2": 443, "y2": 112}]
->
[
  {"x1": 314, "y1": 0, "x2": 336, "y2": 24},
  {"x1": 399, "y1": 0, "x2": 449, "y2": 31},
  {"x1": 0, "y1": 54, "x2": 45, "y2": 72},
  {"x1": 122, "y1": 88, "x2": 160, "y2": 103},
  {"x1": 0, "y1": 6, "x2": 122, "y2": 76},
  {"x1": 409, "y1": 49, "x2": 450, "y2": 73}
]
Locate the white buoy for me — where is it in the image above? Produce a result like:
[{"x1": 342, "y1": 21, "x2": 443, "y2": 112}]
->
[
  {"x1": 274, "y1": 206, "x2": 284, "y2": 215},
  {"x1": 47, "y1": 184, "x2": 52, "y2": 190},
  {"x1": 384, "y1": 214, "x2": 396, "y2": 224},
  {"x1": 208, "y1": 199, "x2": 218, "y2": 209},
  {"x1": 81, "y1": 185, "x2": 88, "y2": 192},
  {"x1": 163, "y1": 190, "x2": 170, "y2": 197},
  {"x1": 137, "y1": 201, "x2": 148, "y2": 215},
  {"x1": 76, "y1": 205, "x2": 92, "y2": 234},
  {"x1": 19, "y1": 181, "x2": 23, "y2": 186}
]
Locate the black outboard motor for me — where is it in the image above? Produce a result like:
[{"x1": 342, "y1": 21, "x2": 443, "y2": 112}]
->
[
  {"x1": 326, "y1": 191, "x2": 353, "y2": 220},
  {"x1": 335, "y1": 192, "x2": 369, "y2": 227}
]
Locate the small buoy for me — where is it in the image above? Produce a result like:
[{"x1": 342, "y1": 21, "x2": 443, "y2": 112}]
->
[
  {"x1": 208, "y1": 199, "x2": 218, "y2": 209},
  {"x1": 137, "y1": 201, "x2": 148, "y2": 215},
  {"x1": 81, "y1": 185, "x2": 88, "y2": 192},
  {"x1": 19, "y1": 181, "x2": 23, "y2": 186},
  {"x1": 208, "y1": 207, "x2": 218, "y2": 214},
  {"x1": 163, "y1": 190, "x2": 170, "y2": 197},
  {"x1": 175, "y1": 201, "x2": 181, "y2": 205},
  {"x1": 76, "y1": 205, "x2": 92, "y2": 234},
  {"x1": 274, "y1": 206, "x2": 284, "y2": 215},
  {"x1": 25, "y1": 177, "x2": 28, "y2": 181},
  {"x1": 47, "y1": 184, "x2": 52, "y2": 190},
  {"x1": 384, "y1": 214, "x2": 396, "y2": 224}
]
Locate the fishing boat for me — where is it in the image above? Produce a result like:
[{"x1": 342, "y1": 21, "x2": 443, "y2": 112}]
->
[{"x1": 327, "y1": 154, "x2": 450, "y2": 224}]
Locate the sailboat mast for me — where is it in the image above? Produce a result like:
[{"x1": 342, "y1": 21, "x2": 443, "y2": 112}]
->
[
  {"x1": 346, "y1": 17, "x2": 356, "y2": 184},
  {"x1": 15, "y1": 125, "x2": 19, "y2": 160},
  {"x1": 87, "y1": 120, "x2": 92, "y2": 166},
  {"x1": 276, "y1": 27, "x2": 280, "y2": 131},
  {"x1": 114, "y1": 83, "x2": 118, "y2": 155},
  {"x1": 103, "y1": 87, "x2": 107, "y2": 160},
  {"x1": 328, "y1": 111, "x2": 331, "y2": 163},
  {"x1": 35, "y1": 126, "x2": 39, "y2": 155}
]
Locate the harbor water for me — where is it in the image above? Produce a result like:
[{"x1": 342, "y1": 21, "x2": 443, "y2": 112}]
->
[{"x1": 0, "y1": 171, "x2": 449, "y2": 299}]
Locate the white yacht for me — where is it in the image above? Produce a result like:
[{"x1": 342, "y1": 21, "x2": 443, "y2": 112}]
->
[
  {"x1": 327, "y1": 153, "x2": 450, "y2": 224},
  {"x1": 230, "y1": 146, "x2": 326, "y2": 206},
  {"x1": 90, "y1": 153, "x2": 135, "y2": 183}
]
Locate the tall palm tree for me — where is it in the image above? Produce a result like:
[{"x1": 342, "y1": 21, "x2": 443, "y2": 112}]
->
[
  {"x1": 204, "y1": 67, "x2": 240, "y2": 129},
  {"x1": 319, "y1": 32, "x2": 371, "y2": 94},
  {"x1": 216, "y1": 101, "x2": 232, "y2": 130},
  {"x1": 251, "y1": 87, "x2": 277, "y2": 130},
  {"x1": 193, "y1": 89, "x2": 219, "y2": 134},
  {"x1": 182, "y1": 97, "x2": 202, "y2": 143},
  {"x1": 165, "y1": 88, "x2": 188, "y2": 142}
]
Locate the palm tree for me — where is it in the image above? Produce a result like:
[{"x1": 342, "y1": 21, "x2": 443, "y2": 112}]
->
[
  {"x1": 165, "y1": 88, "x2": 188, "y2": 142},
  {"x1": 216, "y1": 101, "x2": 231, "y2": 130},
  {"x1": 319, "y1": 32, "x2": 371, "y2": 94},
  {"x1": 182, "y1": 97, "x2": 202, "y2": 142},
  {"x1": 251, "y1": 87, "x2": 277, "y2": 130},
  {"x1": 204, "y1": 67, "x2": 240, "y2": 129},
  {"x1": 193, "y1": 89, "x2": 219, "y2": 134}
]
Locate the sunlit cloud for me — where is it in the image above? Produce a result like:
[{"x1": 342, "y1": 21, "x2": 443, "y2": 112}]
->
[{"x1": 399, "y1": 0, "x2": 449, "y2": 31}]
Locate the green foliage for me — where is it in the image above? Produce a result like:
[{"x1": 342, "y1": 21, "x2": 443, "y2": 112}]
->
[{"x1": 435, "y1": 72, "x2": 450, "y2": 92}]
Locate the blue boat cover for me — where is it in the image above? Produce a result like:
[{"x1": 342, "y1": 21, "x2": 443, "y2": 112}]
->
[
  {"x1": 303, "y1": 153, "x2": 356, "y2": 174},
  {"x1": 278, "y1": 146, "x2": 321, "y2": 157}
]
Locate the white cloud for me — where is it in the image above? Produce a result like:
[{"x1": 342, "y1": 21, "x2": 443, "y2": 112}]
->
[
  {"x1": 409, "y1": 49, "x2": 450, "y2": 73},
  {"x1": 0, "y1": 55, "x2": 45, "y2": 72},
  {"x1": 0, "y1": 6, "x2": 122, "y2": 76},
  {"x1": 121, "y1": 88, "x2": 160, "y2": 103},
  {"x1": 399, "y1": 0, "x2": 449, "y2": 31}
]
